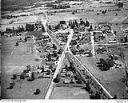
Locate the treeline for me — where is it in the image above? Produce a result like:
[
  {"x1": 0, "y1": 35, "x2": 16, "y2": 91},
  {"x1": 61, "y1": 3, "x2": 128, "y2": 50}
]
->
[
  {"x1": 5, "y1": 26, "x2": 25, "y2": 33},
  {"x1": 52, "y1": 4, "x2": 70, "y2": 9},
  {"x1": 4, "y1": 23, "x2": 46, "y2": 33}
]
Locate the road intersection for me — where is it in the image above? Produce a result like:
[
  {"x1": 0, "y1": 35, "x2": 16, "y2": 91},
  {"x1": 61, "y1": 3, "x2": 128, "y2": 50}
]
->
[{"x1": 42, "y1": 17, "x2": 113, "y2": 99}]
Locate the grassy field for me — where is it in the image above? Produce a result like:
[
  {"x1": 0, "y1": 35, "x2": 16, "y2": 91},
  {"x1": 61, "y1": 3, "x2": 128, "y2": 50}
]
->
[
  {"x1": 50, "y1": 87, "x2": 90, "y2": 99},
  {"x1": 1, "y1": 0, "x2": 128, "y2": 99},
  {"x1": 1, "y1": 35, "x2": 52, "y2": 99},
  {"x1": 66, "y1": 2, "x2": 128, "y2": 98}
]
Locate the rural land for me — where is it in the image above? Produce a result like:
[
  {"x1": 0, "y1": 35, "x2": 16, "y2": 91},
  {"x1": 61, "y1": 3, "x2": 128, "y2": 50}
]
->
[{"x1": 1, "y1": 0, "x2": 128, "y2": 99}]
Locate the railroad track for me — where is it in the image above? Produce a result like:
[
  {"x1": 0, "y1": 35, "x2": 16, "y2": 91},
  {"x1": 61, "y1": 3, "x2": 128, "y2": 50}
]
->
[
  {"x1": 65, "y1": 51, "x2": 113, "y2": 99},
  {"x1": 43, "y1": 13, "x2": 113, "y2": 99}
]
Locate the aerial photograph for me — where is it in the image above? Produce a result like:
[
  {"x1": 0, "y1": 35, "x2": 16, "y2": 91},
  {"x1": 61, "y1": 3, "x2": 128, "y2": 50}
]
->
[{"x1": 1, "y1": 0, "x2": 128, "y2": 99}]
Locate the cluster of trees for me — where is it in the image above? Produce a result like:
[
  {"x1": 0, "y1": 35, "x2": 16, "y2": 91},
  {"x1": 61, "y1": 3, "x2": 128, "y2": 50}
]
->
[
  {"x1": 26, "y1": 24, "x2": 35, "y2": 31},
  {"x1": 5, "y1": 28, "x2": 14, "y2": 33},
  {"x1": 17, "y1": 26, "x2": 25, "y2": 32},
  {"x1": 97, "y1": 57, "x2": 114, "y2": 71},
  {"x1": 46, "y1": 50, "x2": 59, "y2": 62},
  {"x1": 69, "y1": 20, "x2": 79, "y2": 29},
  {"x1": 4, "y1": 23, "x2": 46, "y2": 35},
  {"x1": 58, "y1": 48, "x2": 63, "y2": 54},
  {"x1": 26, "y1": 23, "x2": 46, "y2": 32},
  {"x1": 70, "y1": 40, "x2": 77, "y2": 45},
  {"x1": 5, "y1": 26, "x2": 25, "y2": 33},
  {"x1": 46, "y1": 53, "x2": 52, "y2": 61},
  {"x1": 120, "y1": 35, "x2": 128, "y2": 43},
  {"x1": 52, "y1": 44, "x2": 57, "y2": 50},
  {"x1": 72, "y1": 10, "x2": 77, "y2": 15},
  {"x1": 5, "y1": 24, "x2": 35, "y2": 33},
  {"x1": 48, "y1": 18, "x2": 90, "y2": 32},
  {"x1": 48, "y1": 21, "x2": 67, "y2": 31},
  {"x1": 117, "y1": 2, "x2": 123, "y2": 8},
  {"x1": 102, "y1": 10, "x2": 107, "y2": 15},
  {"x1": 69, "y1": 18, "x2": 90, "y2": 29}
]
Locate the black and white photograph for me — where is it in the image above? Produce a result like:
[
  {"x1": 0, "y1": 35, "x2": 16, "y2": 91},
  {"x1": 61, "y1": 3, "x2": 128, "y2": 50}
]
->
[{"x1": 1, "y1": 0, "x2": 128, "y2": 101}]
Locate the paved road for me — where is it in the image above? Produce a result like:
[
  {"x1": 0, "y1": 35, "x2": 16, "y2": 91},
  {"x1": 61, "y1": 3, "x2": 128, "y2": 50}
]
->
[
  {"x1": 45, "y1": 29, "x2": 74, "y2": 99},
  {"x1": 44, "y1": 21, "x2": 113, "y2": 98},
  {"x1": 1, "y1": 36, "x2": 53, "y2": 99},
  {"x1": 47, "y1": 29, "x2": 61, "y2": 49},
  {"x1": 42, "y1": 19, "x2": 61, "y2": 49},
  {"x1": 42, "y1": 13, "x2": 113, "y2": 99}
]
